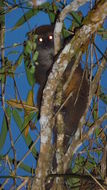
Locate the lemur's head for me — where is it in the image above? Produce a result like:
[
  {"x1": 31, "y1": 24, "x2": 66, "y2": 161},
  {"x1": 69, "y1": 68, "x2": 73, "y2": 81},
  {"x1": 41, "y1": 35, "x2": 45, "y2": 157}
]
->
[{"x1": 35, "y1": 25, "x2": 54, "y2": 68}]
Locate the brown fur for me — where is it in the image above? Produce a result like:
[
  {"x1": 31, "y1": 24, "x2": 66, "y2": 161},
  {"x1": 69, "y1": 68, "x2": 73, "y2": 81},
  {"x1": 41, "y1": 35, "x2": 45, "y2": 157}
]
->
[{"x1": 34, "y1": 25, "x2": 89, "y2": 150}]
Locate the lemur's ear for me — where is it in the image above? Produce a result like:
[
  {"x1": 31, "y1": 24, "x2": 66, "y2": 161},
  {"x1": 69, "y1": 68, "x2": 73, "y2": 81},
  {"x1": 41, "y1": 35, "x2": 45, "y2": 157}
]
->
[{"x1": 35, "y1": 24, "x2": 54, "y2": 35}]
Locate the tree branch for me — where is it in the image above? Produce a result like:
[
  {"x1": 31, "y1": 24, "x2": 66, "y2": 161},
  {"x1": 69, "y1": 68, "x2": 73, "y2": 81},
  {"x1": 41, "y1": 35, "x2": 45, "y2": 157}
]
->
[
  {"x1": 31, "y1": 1, "x2": 107, "y2": 189},
  {"x1": 63, "y1": 113, "x2": 107, "y2": 172},
  {"x1": 54, "y1": 0, "x2": 90, "y2": 54}
]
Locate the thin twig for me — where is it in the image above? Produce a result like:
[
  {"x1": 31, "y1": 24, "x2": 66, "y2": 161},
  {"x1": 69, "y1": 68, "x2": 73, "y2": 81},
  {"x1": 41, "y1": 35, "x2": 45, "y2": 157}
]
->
[
  {"x1": 16, "y1": 135, "x2": 40, "y2": 169},
  {"x1": 85, "y1": 168, "x2": 106, "y2": 190}
]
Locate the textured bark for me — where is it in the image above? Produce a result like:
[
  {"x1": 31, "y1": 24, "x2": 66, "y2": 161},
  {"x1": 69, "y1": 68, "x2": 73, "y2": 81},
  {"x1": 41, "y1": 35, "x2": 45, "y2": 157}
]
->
[{"x1": 31, "y1": 1, "x2": 107, "y2": 189}]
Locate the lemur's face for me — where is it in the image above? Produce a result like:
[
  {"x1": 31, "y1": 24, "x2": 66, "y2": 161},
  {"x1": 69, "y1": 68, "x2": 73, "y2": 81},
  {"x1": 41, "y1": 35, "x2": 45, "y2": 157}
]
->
[
  {"x1": 35, "y1": 25, "x2": 54, "y2": 67},
  {"x1": 37, "y1": 27, "x2": 54, "y2": 48}
]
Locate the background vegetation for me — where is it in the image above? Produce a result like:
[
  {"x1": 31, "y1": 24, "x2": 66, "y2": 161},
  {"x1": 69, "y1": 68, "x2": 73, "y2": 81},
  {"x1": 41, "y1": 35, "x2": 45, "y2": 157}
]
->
[{"x1": 0, "y1": 0, "x2": 107, "y2": 189}]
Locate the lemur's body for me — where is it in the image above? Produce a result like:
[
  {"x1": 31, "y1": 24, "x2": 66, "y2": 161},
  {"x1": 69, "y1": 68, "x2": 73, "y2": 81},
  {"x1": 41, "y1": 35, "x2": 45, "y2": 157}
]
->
[{"x1": 35, "y1": 25, "x2": 89, "y2": 150}]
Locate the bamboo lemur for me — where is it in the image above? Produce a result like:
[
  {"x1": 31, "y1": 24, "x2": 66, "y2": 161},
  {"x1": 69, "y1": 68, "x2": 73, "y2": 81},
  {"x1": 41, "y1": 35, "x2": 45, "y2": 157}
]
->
[{"x1": 35, "y1": 25, "x2": 89, "y2": 150}]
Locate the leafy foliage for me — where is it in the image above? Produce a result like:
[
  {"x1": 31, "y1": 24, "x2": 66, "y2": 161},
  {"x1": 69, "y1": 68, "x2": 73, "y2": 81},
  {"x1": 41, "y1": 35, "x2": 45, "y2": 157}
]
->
[{"x1": 0, "y1": 0, "x2": 106, "y2": 189}]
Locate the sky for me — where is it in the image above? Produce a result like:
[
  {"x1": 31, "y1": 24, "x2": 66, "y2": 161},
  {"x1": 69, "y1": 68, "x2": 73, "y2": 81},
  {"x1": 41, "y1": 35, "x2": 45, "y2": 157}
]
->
[{"x1": 0, "y1": 0, "x2": 107, "y2": 189}]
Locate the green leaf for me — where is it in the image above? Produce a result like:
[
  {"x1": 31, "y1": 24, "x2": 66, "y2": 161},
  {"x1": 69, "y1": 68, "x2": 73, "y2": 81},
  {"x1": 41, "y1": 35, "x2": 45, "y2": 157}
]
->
[
  {"x1": 92, "y1": 101, "x2": 98, "y2": 121},
  {"x1": 19, "y1": 161, "x2": 35, "y2": 174},
  {"x1": 86, "y1": 161, "x2": 95, "y2": 171},
  {"x1": 71, "y1": 11, "x2": 82, "y2": 26},
  {"x1": 24, "y1": 55, "x2": 36, "y2": 87},
  {"x1": 0, "y1": 1, "x2": 5, "y2": 46},
  {"x1": 62, "y1": 27, "x2": 71, "y2": 38},
  {"x1": 7, "y1": 50, "x2": 19, "y2": 55},
  {"x1": 95, "y1": 128, "x2": 100, "y2": 137},
  {"x1": 25, "y1": 65, "x2": 35, "y2": 87},
  {"x1": 102, "y1": 33, "x2": 107, "y2": 40},
  {"x1": 24, "y1": 40, "x2": 32, "y2": 55},
  {"x1": 9, "y1": 156, "x2": 35, "y2": 174},
  {"x1": 0, "y1": 55, "x2": 23, "y2": 80},
  {"x1": 99, "y1": 90, "x2": 107, "y2": 105},
  {"x1": 24, "y1": 38, "x2": 36, "y2": 86},
  {"x1": 70, "y1": 11, "x2": 83, "y2": 32},
  {"x1": 12, "y1": 109, "x2": 38, "y2": 159},
  {"x1": 47, "y1": 3, "x2": 58, "y2": 24},
  {"x1": 48, "y1": 12, "x2": 56, "y2": 24},
  {"x1": 66, "y1": 177, "x2": 80, "y2": 190},
  {"x1": 72, "y1": 157, "x2": 84, "y2": 173},
  {"x1": 98, "y1": 28, "x2": 107, "y2": 40},
  {"x1": 0, "y1": 67, "x2": 5, "y2": 82},
  {"x1": 15, "y1": 53, "x2": 24, "y2": 67},
  {"x1": 32, "y1": 51, "x2": 38, "y2": 62},
  {"x1": 100, "y1": 94, "x2": 107, "y2": 104},
  {"x1": 23, "y1": 111, "x2": 36, "y2": 130},
  {"x1": 13, "y1": 9, "x2": 39, "y2": 30},
  {"x1": 13, "y1": 2, "x2": 50, "y2": 30},
  {"x1": 0, "y1": 107, "x2": 11, "y2": 151},
  {"x1": 6, "y1": 54, "x2": 24, "y2": 76},
  {"x1": 0, "y1": 155, "x2": 35, "y2": 174}
]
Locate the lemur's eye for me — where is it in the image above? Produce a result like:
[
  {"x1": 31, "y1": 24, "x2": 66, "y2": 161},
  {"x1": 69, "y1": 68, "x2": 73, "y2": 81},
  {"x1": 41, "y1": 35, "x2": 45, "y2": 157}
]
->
[
  {"x1": 38, "y1": 37, "x2": 43, "y2": 42},
  {"x1": 48, "y1": 35, "x2": 53, "y2": 40}
]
